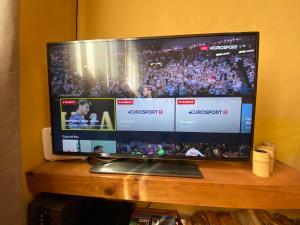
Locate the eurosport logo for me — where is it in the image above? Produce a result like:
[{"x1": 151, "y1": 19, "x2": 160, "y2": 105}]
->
[
  {"x1": 189, "y1": 109, "x2": 228, "y2": 115},
  {"x1": 128, "y1": 109, "x2": 164, "y2": 115},
  {"x1": 210, "y1": 45, "x2": 238, "y2": 50}
]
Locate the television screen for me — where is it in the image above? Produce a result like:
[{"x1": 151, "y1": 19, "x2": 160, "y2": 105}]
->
[{"x1": 48, "y1": 32, "x2": 259, "y2": 160}]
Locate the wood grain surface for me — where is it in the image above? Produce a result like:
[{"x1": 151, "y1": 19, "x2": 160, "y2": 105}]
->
[{"x1": 26, "y1": 160, "x2": 300, "y2": 209}]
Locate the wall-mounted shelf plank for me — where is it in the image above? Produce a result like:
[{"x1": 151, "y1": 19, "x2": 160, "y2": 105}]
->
[{"x1": 26, "y1": 160, "x2": 300, "y2": 209}]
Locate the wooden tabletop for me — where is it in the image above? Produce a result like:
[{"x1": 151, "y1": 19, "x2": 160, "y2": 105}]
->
[{"x1": 26, "y1": 160, "x2": 300, "y2": 209}]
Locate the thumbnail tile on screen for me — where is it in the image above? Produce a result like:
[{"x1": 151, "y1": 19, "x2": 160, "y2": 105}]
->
[
  {"x1": 175, "y1": 97, "x2": 242, "y2": 133},
  {"x1": 117, "y1": 141, "x2": 175, "y2": 156},
  {"x1": 175, "y1": 142, "x2": 250, "y2": 159},
  {"x1": 116, "y1": 98, "x2": 175, "y2": 132},
  {"x1": 241, "y1": 104, "x2": 253, "y2": 133},
  {"x1": 80, "y1": 140, "x2": 116, "y2": 153},
  {"x1": 60, "y1": 98, "x2": 115, "y2": 131},
  {"x1": 62, "y1": 139, "x2": 79, "y2": 152}
]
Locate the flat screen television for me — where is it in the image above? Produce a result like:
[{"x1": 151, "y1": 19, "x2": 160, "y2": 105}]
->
[{"x1": 47, "y1": 32, "x2": 259, "y2": 172}]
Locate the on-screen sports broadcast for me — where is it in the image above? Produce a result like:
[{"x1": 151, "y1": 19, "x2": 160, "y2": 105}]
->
[{"x1": 48, "y1": 32, "x2": 259, "y2": 160}]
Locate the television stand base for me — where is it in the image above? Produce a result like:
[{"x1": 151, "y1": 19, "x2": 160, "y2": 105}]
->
[{"x1": 90, "y1": 158, "x2": 203, "y2": 178}]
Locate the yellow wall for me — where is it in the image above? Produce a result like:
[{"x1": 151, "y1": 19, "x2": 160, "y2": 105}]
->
[
  {"x1": 19, "y1": 0, "x2": 76, "y2": 204},
  {"x1": 78, "y1": 0, "x2": 300, "y2": 169}
]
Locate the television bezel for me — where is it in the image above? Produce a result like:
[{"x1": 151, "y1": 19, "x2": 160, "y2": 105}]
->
[{"x1": 47, "y1": 31, "x2": 259, "y2": 161}]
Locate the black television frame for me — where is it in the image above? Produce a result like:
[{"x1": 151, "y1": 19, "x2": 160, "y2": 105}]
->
[{"x1": 47, "y1": 31, "x2": 259, "y2": 161}]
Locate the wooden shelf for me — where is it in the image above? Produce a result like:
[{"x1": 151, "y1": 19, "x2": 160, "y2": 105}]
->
[{"x1": 26, "y1": 160, "x2": 300, "y2": 209}]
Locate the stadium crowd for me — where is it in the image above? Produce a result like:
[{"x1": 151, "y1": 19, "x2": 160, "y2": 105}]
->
[
  {"x1": 175, "y1": 142, "x2": 250, "y2": 159},
  {"x1": 116, "y1": 141, "x2": 250, "y2": 159},
  {"x1": 50, "y1": 41, "x2": 256, "y2": 98},
  {"x1": 117, "y1": 142, "x2": 174, "y2": 156}
]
